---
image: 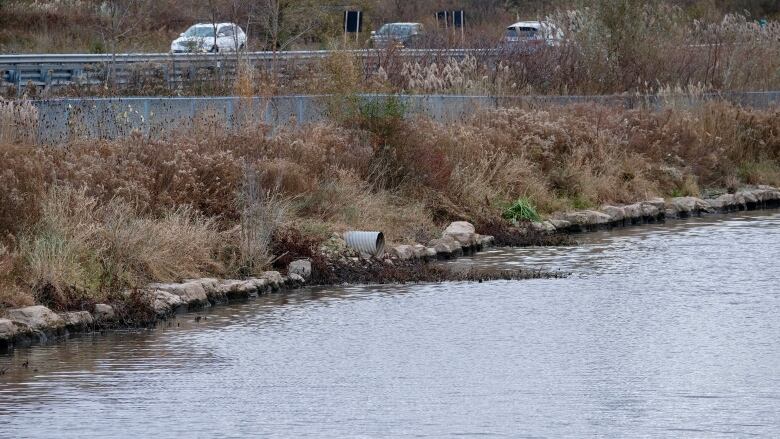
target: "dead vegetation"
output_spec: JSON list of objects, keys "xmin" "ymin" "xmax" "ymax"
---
[{"xmin": 1, "ymin": 101, "xmax": 779, "ymax": 310}]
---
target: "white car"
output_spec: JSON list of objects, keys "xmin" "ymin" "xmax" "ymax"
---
[
  {"xmin": 171, "ymin": 23, "xmax": 247, "ymax": 53},
  {"xmin": 503, "ymin": 21, "xmax": 563, "ymax": 48}
]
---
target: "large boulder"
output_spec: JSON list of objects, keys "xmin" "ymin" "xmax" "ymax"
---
[
  {"xmin": 479, "ymin": 235, "xmax": 495, "ymax": 247},
  {"xmin": 530, "ymin": 221, "xmax": 556, "ymax": 233},
  {"xmin": 146, "ymin": 290, "xmax": 184, "ymax": 317},
  {"xmin": 285, "ymin": 273, "xmax": 305, "ymax": 288},
  {"xmin": 560, "ymin": 210, "xmax": 612, "ymax": 227},
  {"xmin": 645, "ymin": 197, "xmax": 666, "ymax": 211},
  {"xmin": 666, "ymin": 197, "xmax": 712, "ymax": 217},
  {"xmin": 5, "ymin": 306, "xmax": 65, "ymax": 332},
  {"xmin": 288, "ymin": 259, "xmax": 312, "ymax": 281},
  {"xmin": 390, "ymin": 245, "xmax": 416, "ymax": 261},
  {"xmin": 412, "ymin": 244, "xmax": 428, "ymax": 259},
  {"xmin": 600, "ymin": 205, "xmax": 626, "ymax": 223},
  {"xmin": 639, "ymin": 202, "xmax": 661, "ymax": 219},
  {"xmin": 149, "ymin": 281, "xmax": 210, "ymax": 308},
  {"xmin": 623, "ymin": 203, "xmax": 643, "ymax": 222},
  {"xmin": 548, "ymin": 219, "xmax": 572, "ymax": 231},
  {"xmin": 60, "ymin": 311, "xmax": 94, "ymax": 331},
  {"xmin": 0, "ymin": 319, "xmax": 17, "ymax": 343},
  {"xmin": 443, "ymin": 221, "xmax": 479, "ymax": 246},
  {"xmin": 428, "ymin": 235, "xmax": 462, "ymax": 258},
  {"xmin": 262, "ymin": 271, "xmax": 284, "ymax": 291},
  {"xmin": 93, "ymin": 304, "xmax": 115, "ymax": 321},
  {"xmin": 708, "ymin": 193, "xmax": 737, "ymax": 212}
]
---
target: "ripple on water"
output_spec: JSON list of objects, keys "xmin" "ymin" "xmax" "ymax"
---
[{"xmin": 1, "ymin": 211, "xmax": 779, "ymax": 438}]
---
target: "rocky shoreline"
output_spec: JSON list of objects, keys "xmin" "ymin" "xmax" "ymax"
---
[{"xmin": 2, "ymin": 186, "xmax": 779, "ymax": 352}]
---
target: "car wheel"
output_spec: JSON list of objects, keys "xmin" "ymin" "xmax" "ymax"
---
[{"xmin": 210, "ymin": 45, "xmax": 219, "ymax": 53}]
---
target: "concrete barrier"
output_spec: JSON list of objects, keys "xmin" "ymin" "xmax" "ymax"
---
[{"xmin": 28, "ymin": 92, "xmax": 780, "ymax": 144}]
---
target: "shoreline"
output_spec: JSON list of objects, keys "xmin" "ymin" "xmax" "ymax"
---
[{"xmin": 2, "ymin": 186, "xmax": 779, "ymax": 353}]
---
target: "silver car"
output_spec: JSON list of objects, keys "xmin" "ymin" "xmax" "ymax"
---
[
  {"xmin": 171, "ymin": 23, "xmax": 247, "ymax": 53},
  {"xmin": 370, "ymin": 23, "xmax": 424, "ymax": 48}
]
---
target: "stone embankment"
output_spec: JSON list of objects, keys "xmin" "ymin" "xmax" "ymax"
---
[
  {"xmin": 536, "ymin": 186, "xmax": 780, "ymax": 234},
  {"xmin": 2, "ymin": 186, "xmax": 779, "ymax": 351},
  {"xmin": 0, "ymin": 222, "xmax": 494, "ymax": 351}
]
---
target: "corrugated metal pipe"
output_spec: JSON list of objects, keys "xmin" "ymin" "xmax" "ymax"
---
[{"xmin": 344, "ymin": 231, "xmax": 385, "ymax": 257}]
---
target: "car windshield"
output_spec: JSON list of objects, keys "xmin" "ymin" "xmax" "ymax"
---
[
  {"xmin": 378, "ymin": 24, "xmax": 414, "ymax": 36},
  {"xmin": 184, "ymin": 26, "xmax": 215, "ymax": 38}
]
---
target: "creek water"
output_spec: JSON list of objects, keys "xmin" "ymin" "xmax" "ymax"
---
[{"xmin": 1, "ymin": 211, "xmax": 779, "ymax": 438}]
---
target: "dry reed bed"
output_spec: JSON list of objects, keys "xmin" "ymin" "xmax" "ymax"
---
[{"xmin": 1, "ymin": 102, "xmax": 779, "ymax": 311}]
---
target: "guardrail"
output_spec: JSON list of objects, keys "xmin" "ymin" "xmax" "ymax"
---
[{"xmin": 0, "ymin": 49, "xmax": 485, "ymax": 92}]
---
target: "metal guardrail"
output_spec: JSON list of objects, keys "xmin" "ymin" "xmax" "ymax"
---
[{"xmin": 0, "ymin": 49, "xmax": 484, "ymax": 91}]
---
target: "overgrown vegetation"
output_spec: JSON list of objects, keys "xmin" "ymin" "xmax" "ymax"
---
[{"xmin": 1, "ymin": 100, "xmax": 779, "ymax": 310}]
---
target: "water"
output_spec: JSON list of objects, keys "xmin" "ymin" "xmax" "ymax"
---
[{"xmin": 2, "ymin": 211, "xmax": 779, "ymax": 438}]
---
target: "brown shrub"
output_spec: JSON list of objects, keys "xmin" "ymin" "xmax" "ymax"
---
[{"xmin": 0, "ymin": 143, "xmax": 46, "ymax": 237}]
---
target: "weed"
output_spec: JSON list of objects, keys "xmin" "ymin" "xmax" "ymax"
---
[{"xmin": 503, "ymin": 197, "xmax": 542, "ymax": 223}]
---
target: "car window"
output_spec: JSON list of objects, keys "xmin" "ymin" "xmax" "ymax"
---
[
  {"xmin": 184, "ymin": 26, "xmax": 215, "ymax": 37},
  {"xmin": 515, "ymin": 27, "xmax": 540, "ymax": 38},
  {"xmin": 219, "ymin": 26, "xmax": 234, "ymax": 37}
]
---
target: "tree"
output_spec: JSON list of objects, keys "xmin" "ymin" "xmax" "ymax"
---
[{"xmin": 94, "ymin": 0, "xmax": 154, "ymax": 83}]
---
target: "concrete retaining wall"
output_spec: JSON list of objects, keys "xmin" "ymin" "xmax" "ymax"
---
[{"xmin": 29, "ymin": 92, "xmax": 780, "ymax": 144}]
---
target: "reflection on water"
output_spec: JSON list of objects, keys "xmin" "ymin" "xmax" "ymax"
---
[{"xmin": 2, "ymin": 211, "xmax": 780, "ymax": 438}]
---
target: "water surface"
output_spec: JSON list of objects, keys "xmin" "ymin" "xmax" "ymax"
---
[{"xmin": 2, "ymin": 211, "xmax": 779, "ymax": 438}]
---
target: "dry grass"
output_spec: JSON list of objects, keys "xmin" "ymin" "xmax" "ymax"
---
[
  {"xmin": 0, "ymin": 99, "xmax": 38, "ymax": 144},
  {"xmin": 1, "ymin": 101, "xmax": 779, "ymax": 310},
  {"xmin": 10, "ymin": 186, "xmax": 223, "ymax": 310}
]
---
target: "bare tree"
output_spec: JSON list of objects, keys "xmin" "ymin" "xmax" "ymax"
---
[{"xmin": 95, "ymin": 0, "xmax": 154, "ymax": 84}]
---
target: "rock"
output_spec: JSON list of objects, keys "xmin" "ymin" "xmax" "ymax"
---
[
  {"xmin": 479, "ymin": 235, "xmax": 495, "ymax": 247},
  {"xmin": 390, "ymin": 245, "xmax": 416, "ymax": 260},
  {"xmin": 623, "ymin": 203, "xmax": 643, "ymax": 221},
  {"xmin": 424, "ymin": 247, "xmax": 438, "ymax": 258},
  {"xmin": 708, "ymin": 193, "xmax": 737, "ymax": 211},
  {"xmin": 736, "ymin": 190, "xmax": 758, "ymax": 205},
  {"xmin": 412, "ymin": 244, "xmax": 428, "ymax": 259},
  {"xmin": 667, "ymin": 197, "xmax": 712, "ymax": 217},
  {"xmin": 60, "ymin": 311, "xmax": 93, "ymax": 331},
  {"xmin": 561, "ymin": 210, "xmax": 612, "ymax": 226},
  {"xmin": 148, "ymin": 290, "xmax": 184, "ymax": 317},
  {"xmin": 93, "ymin": 304, "xmax": 115, "ymax": 321},
  {"xmin": 645, "ymin": 197, "xmax": 666, "ymax": 211},
  {"xmin": 5, "ymin": 306, "xmax": 65, "ymax": 332},
  {"xmin": 186, "ymin": 278, "xmax": 220, "ymax": 296},
  {"xmin": 262, "ymin": 271, "xmax": 284, "ymax": 291},
  {"xmin": 639, "ymin": 202, "xmax": 660, "ymax": 218},
  {"xmin": 443, "ymin": 221, "xmax": 479, "ymax": 246},
  {"xmin": 149, "ymin": 281, "xmax": 210, "ymax": 308},
  {"xmin": 530, "ymin": 221, "xmax": 556, "ymax": 233},
  {"xmin": 548, "ymin": 219, "xmax": 571, "ymax": 230},
  {"xmin": 600, "ymin": 205, "xmax": 626, "ymax": 222},
  {"xmin": 443, "ymin": 221, "xmax": 476, "ymax": 235},
  {"xmin": 288, "ymin": 260, "xmax": 312, "ymax": 280},
  {"xmin": 246, "ymin": 278, "xmax": 270, "ymax": 293},
  {"xmin": 286, "ymin": 273, "xmax": 305, "ymax": 288},
  {"xmin": 0, "ymin": 319, "xmax": 17, "ymax": 343},
  {"xmin": 428, "ymin": 235, "xmax": 462, "ymax": 258}
]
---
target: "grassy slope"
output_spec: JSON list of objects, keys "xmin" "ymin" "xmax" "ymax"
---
[{"xmin": 1, "ymin": 101, "xmax": 779, "ymax": 310}]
